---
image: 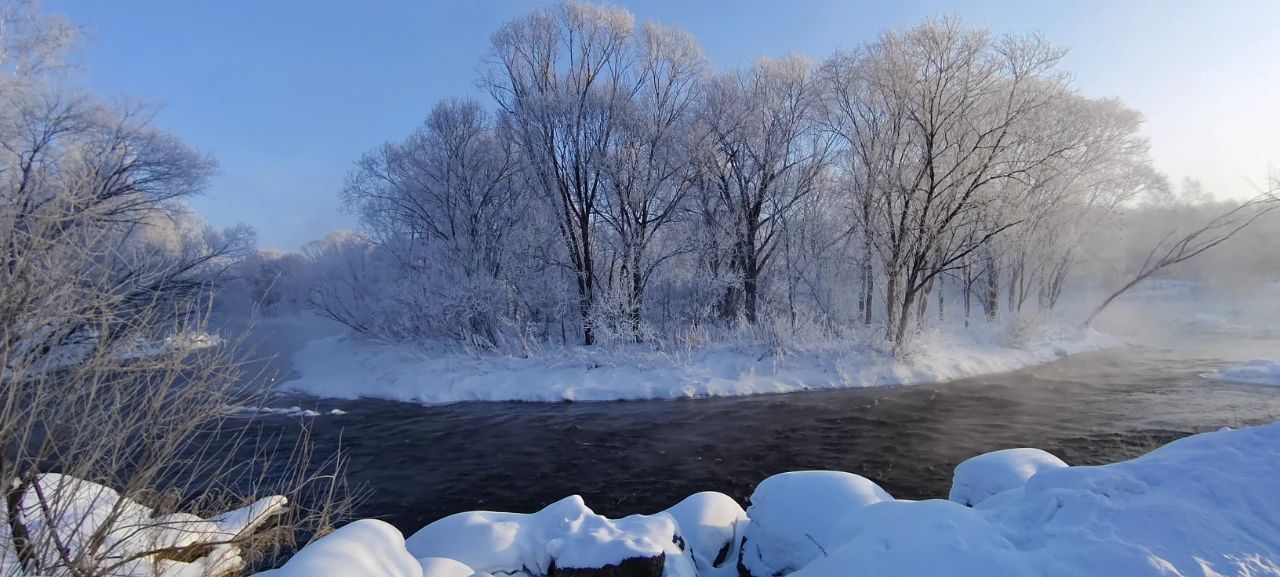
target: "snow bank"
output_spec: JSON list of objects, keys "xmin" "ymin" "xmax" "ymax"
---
[
  {"xmin": 947, "ymin": 448, "xmax": 1068, "ymax": 507},
  {"xmin": 1202, "ymin": 359, "xmax": 1280, "ymax": 386},
  {"xmin": 252, "ymin": 422, "xmax": 1280, "ymax": 577},
  {"xmin": 254, "ymin": 519, "xmax": 422, "ymax": 577},
  {"xmin": 794, "ymin": 423, "xmax": 1280, "ymax": 577},
  {"xmin": 739, "ymin": 471, "xmax": 893, "ymax": 577},
  {"xmin": 284, "ymin": 327, "xmax": 1111, "ymax": 405}
]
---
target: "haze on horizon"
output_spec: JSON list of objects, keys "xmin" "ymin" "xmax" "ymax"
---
[{"xmin": 49, "ymin": 0, "xmax": 1280, "ymax": 250}]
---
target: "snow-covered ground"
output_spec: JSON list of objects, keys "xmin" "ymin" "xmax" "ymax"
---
[
  {"xmin": 1202, "ymin": 360, "xmax": 1280, "ymax": 386},
  {"xmin": 250, "ymin": 422, "xmax": 1280, "ymax": 577},
  {"xmin": 282, "ymin": 326, "xmax": 1114, "ymax": 405}
]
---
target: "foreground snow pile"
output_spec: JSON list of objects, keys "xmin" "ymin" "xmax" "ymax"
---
[
  {"xmin": 1202, "ymin": 360, "xmax": 1280, "ymax": 386},
  {"xmin": 947, "ymin": 448, "xmax": 1068, "ymax": 507},
  {"xmin": 1, "ymin": 474, "xmax": 285, "ymax": 577},
  {"xmin": 794, "ymin": 424, "xmax": 1280, "ymax": 577},
  {"xmin": 254, "ymin": 519, "xmax": 422, "ymax": 577},
  {"xmin": 403, "ymin": 493, "xmax": 748, "ymax": 577},
  {"xmin": 252, "ymin": 422, "xmax": 1280, "ymax": 577},
  {"xmin": 739, "ymin": 472, "xmax": 892, "ymax": 576},
  {"xmin": 285, "ymin": 327, "xmax": 1111, "ymax": 404}
]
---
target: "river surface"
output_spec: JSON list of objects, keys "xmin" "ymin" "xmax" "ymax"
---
[{"xmin": 238, "ymin": 305, "xmax": 1280, "ymax": 535}]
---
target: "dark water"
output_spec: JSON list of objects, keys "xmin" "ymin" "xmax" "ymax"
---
[{"xmin": 240, "ymin": 311, "xmax": 1280, "ymax": 535}]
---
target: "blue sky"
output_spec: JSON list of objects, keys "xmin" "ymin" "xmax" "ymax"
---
[{"xmin": 47, "ymin": 1, "xmax": 1280, "ymax": 250}]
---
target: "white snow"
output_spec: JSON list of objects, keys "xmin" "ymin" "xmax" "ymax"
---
[
  {"xmin": 1, "ymin": 474, "xmax": 287, "ymax": 577},
  {"xmin": 664, "ymin": 492, "xmax": 748, "ymax": 577},
  {"xmin": 947, "ymin": 448, "xmax": 1068, "ymax": 507},
  {"xmin": 284, "ymin": 327, "xmax": 1112, "ymax": 405},
  {"xmin": 228, "ymin": 405, "xmax": 337, "ymax": 417},
  {"xmin": 254, "ymin": 519, "xmax": 423, "ymax": 577},
  {"xmin": 404, "ymin": 495, "xmax": 692, "ymax": 576},
  {"xmin": 793, "ymin": 422, "xmax": 1280, "ymax": 577},
  {"xmin": 252, "ymin": 422, "xmax": 1280, "ymax": 577},
  {"xmin": 417, "ymin": 556, "xmax": 476, "ymax": 577},
  {"xmin": 1202, "ymin": 359, "xmax": 1280, "ymax": 386},
  {"xmin": 739, "ymin": 471, "xmax": 894, "ymax": 576}
]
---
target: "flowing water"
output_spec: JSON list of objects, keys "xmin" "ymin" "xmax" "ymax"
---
[{"xmin": 236, "ymin": 304, "xmax": 1280, "ymax": 534}]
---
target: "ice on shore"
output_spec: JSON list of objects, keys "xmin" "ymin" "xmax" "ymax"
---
[{"xmin": 1202, "ymin": 359, "xmax": 1280, "ymax": 386}]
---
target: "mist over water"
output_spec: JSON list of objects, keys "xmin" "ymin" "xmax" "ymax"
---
[{"xmin": 233, "ymin": 292, "xmax": 1280, "ymax": 533}]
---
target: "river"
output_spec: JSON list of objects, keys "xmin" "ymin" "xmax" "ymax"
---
[{"xmin": 237, "ymin": 303, "xmax": 1280, "ymax": 534}]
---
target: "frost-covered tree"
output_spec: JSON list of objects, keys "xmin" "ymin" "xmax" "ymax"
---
[
  {"xmin": 483, "ymin": 2, "xmax": 638, "ymax": 345},
  {"xmin": 594, "ymin": 23, "xmax": 707, "ymax": 341},
  {"xmin": 693, "ymin": 55, "xmax": 833, "ymax": 324},
  {"xmin": 343, "ymin": 98, "xmax": 531, "ymax": 347},
  {"xmin": 821, "ymin": 19, "xmax": 1080, "ymax": 349}
]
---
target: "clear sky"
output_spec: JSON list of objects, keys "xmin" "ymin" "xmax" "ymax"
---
[{"xmin": 47, "ymin": 0, "xmax": 1280, "ymax": 250}]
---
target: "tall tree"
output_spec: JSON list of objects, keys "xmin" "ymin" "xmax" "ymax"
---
[
  {"xmin": 484, "ymin": 2, "xmax": 638, "ymax": 345},
  {"xmin": 695, "ymin": 55, "xmax": 831, "ymax": 324}
]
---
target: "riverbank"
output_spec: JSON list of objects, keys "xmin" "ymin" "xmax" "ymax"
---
[
  {"xmin": 256, "ymin": 421, "xmax": 1280, "ymax": 577},
  {"xmin": 281, "ymin": 323, "xmax": 1114, "ymax": 404}
]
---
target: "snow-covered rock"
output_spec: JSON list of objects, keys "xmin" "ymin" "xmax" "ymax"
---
[
  {"xmin": 948, "ymin": 447, "xmax": 1068, "ymax": 507},
  {"xmin": 739, "ymin": 471, "xmax": 893, "ymax": 577},
  {"xmin": 404, "ymin": 495, "xmax": 691, "ymax": 577},
  {"xmin": 1202, "ymin": 359, "xmax": 1280, "ymax": 386},
  {"xmin": 255, "ymin": 519, "xmax": 422, "ymax": 577},
  {"xmin": 663, "ymin": 492, "xmax": 747, "ymax": 576}
]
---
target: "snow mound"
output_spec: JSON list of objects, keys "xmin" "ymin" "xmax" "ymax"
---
[
  {"xmin": 794, "ymin": 423, "xmax": 1280, "ymax": 577},
  {"xmin": 1202, "ymin": 359, "xmax": 1280, "ymax": 386},
  {"xmin": 255, "ymin": 519, "xmax": 422, "ymax": 577},
  {"xmin": 948, "ymin": 447, "xmax": 1068, "ymax": 507},
  {"xmin": 417, "ymin": 556, "xmax": 476, "ymax": 577},
  {"xmin": 404, "ymin": 495, "xmax": 692, "ymax": 576},
  {"xmin": 285, "ymin": 328, "xmax": 1111, "ymax": 405},
  {"xmin": 740, "ymin": 471, "xmax": 893, "ymax": 577},
  {"xmin": 663, "ymin": 492, "xmax": 747, "ymax": 576}
]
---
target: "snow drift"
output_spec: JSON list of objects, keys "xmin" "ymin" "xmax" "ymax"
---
[{"xmin": 248, "ymin": 422, "xmax": 1280, "ymax": 577}]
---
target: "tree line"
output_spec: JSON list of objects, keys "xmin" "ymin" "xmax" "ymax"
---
[{"xmin": 299, "ymin": 4, "xmax": 1169, "ymax": 354}]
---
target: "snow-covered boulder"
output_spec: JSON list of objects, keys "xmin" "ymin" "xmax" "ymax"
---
[
  {"xmin": 404, "ymin": 495, "xmax": 691, "ymax": 577},
  {"xmin": 255, "ymin": 519, "xmax": 422, "ymax": 577},
  {"xmin": 418, "ymin": 556, "xmax": 476, "ymax": 577},
  {"xmin": 948, "ymin": 447, "xmax": 1068, "ymax": 507},
  {"xmin": 739, "ymin": 471, "xmax": 893, "ymax": 577},
  {"xmin": 662, "ymin": 492, "xmax": 747, "ymax": 576}
]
